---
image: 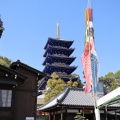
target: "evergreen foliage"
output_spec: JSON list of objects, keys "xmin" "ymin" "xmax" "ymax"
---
[
  {"xmin": 99, "ymin": 71, "xmax": 120, "ymax": 94},
  {"xmin": 70, "ymin": 74, "xmax": 83, "ymax": 88},
  {"xmin": 0, "ymin": 56, "xmax": 12, "ymax": 67},
  {"xmin": 44, "ymin": 72, "xmax": 65, "ymax": 103},
  {"xmin": 72, "ymin": 81, "xmax": 78, "ymax": 87},
  {"xmin": 67, "ymin": 79, "xmax": 73, "ymax": 87},
  {"xmin": 44, "ymin": 72, "xmax": 83, "ymax": 103}
]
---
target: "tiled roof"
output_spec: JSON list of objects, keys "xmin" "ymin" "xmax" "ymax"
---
[
  {"xmin": 39, "ymin": 88, "xmax": 120, "ymax": 111},
  {"xmin": 61, "ymin": 88, "xmax": 94, "ymax": 106},
  {"xmin": 40, "ymin": 91, "xmax": 65, "ymax": 110}
]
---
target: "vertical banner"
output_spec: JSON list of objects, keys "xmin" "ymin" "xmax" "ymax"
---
[
  {"xmin": 82, "ymin": 8, "xmax": 99, "ymax": 93},
  {"xmin": 81, "ymin": 7, "xmax": 100, "ymax": 120}
]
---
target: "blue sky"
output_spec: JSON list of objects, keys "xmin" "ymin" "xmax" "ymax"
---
[{"xmin": 0, "ymin": 0, "xmax": 120, "ymax": 82}]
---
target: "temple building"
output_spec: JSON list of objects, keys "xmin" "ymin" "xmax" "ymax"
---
[
  {"xmin": 39, "ymin": 22, "xmax": 78, "ymax": 90},
  {"xmin": 39, "ymin": 88, "xmax": 120, "ymax": 120},
  {"xmin": 0, "ymin": 60, "xmax": 45, "ymax": 120}
]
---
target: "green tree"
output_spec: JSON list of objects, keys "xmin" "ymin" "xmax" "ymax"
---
[
  {"xmin": 99, "ymin": 71, "xmax": 120, "ymax": 94},
  {"xmin": 44, "ymin": 73, "xmax": 84, "ymax": 103},
  {"xmin": 0, "ymin": 56, "xmax": 12, "ymax": 67},
  {"xmin": 70, "ymin": 74, "xmax": 83, "ymax": 88},
  {"xmin": 44, "ymin": 72, "xmax": 65, "ymax": 103},
  {"xmin": 66, "ymin": 80, "xmax": 78, "ymax": 88},
  {"xmin": 67, "ymin": 79, "xmax": 73, "ymax": 87},
  {"xmin": 74, "ymin": 113, "xmax": 88, "ymax": 120},
  {"xmin": 72, "ymin": 81, "xmax": 78, "ymax": 87}
]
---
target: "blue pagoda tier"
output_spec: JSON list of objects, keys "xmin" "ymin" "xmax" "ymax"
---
[
  {"xmin": 39, "ymin": 37, "xmax": 78, "ymax": 90},
  {"xmin": 39, "ymin": 22, "xmax": 79, "ymax": 90}
]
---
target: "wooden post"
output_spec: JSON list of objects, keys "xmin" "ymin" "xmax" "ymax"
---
[
  {"xmin": 115, "ymin": 110, "xmax": 117, "ymax": 120},
  {"xmin": 61, "ymin": 108, "xmax": 63, "ymax": 120},
  {"xmin": 53, "ymin": 112, "xmax": 55, "ymax": 120},
  {"xmin": 93, "ymin": 109, "xmax": 95, "ymax": 120},
  {"xmin": 49, "ymin": 112, "xmax": 51, "ymax": 120},
  {"xmin": 65, "ymin": 108, "xmax": 67, "ymax": 120},
  {"xmin": 82, "ymin": 108, "xmax": 84, "ymax": 117},
  {"xmin": 105, "ymin": 106, "xmax": 107, "ymax": 120}
]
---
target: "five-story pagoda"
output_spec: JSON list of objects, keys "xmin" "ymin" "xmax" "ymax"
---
[{"xmin": 39, "ymin": 22, "xmax": 78, "ymax": 89}]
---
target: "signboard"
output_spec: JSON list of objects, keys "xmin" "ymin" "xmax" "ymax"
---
[
  {"xmin": 26, "ymin": 117, "xmax": 34, "ymax": 120},
  {"xmin": 84, "ymin": 109, "xmax": 91, "ymax": 114}
]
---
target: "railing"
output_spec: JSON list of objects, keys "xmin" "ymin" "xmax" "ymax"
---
[
  {"xmin": 56, "ymin": 72, "xmax": 67, "ymax": 76},
  {"xmin": 47, "ymin": 45, "xmax": 67, "ymax": 49},
  {"xmin": 52, "ymin": 62, "xmax": 69, "ymax": 66},
  {"xmin": 51, "ymin": 54, "xmax": 68, "ymax": 57},
  {"xmin": 46, "ymin": 62, "xmax": 69, "ymax": 66}
]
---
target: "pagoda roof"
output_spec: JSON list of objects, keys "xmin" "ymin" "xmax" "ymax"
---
[
  {"xmin": 43, "ymin": 64, "xmax": 77, "ymax": 75},
  {"xmin": 44, "ymin": 37, "xmax": 74, "ymax": 49},
  {"xmin": 43, "ymin": 46, "xmax": 75, "ymax": 57},
  {"xmin": 42, "ymin": 55, "xmax": 76, "ymax": 65}
]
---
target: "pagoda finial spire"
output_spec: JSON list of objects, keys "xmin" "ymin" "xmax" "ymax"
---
[
  {"xmin": 56, "ymin": 21, "xmax": 60, "ymax": 40},
  {"xmin": 87, "ymin": 0, "xmax": 91, "ymax": 8}
]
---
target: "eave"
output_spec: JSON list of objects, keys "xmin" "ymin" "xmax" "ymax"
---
[
  {"xmin": 43, "ymin": 64, "xmax": 77, "ymax": 74},
  {"xmin": 0, "ymin": 65, "xmax": 27, "ymax": 85},
  {"xmin": 97, "ymin": 87, "xmax": 120, "ymax": 109},
  {"xmin": 0, "ymin": 64, "xmax": 27, "ymax": 80},
  {"xmin": 44, "ymin": 37, "xmax": 74, "ymax": 49},
  {"xmin": 11, "ymin": 60, "xmax": 46, "ymax": 80},
  {"xmin": 42, "ymin": 55, "xmax": 76, "ymax": 65},
  {"xmin": 39, "ymin": 88, "xmax": 120, "ymax": 112},
  {"xmin": 43, "ymin": 46, "xmax": 75, "ymax": 57}
]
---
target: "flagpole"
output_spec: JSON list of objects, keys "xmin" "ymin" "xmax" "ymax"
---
[{"xmin": 87, "ymin": 0, "xmax": 100, "ymax": 120}]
